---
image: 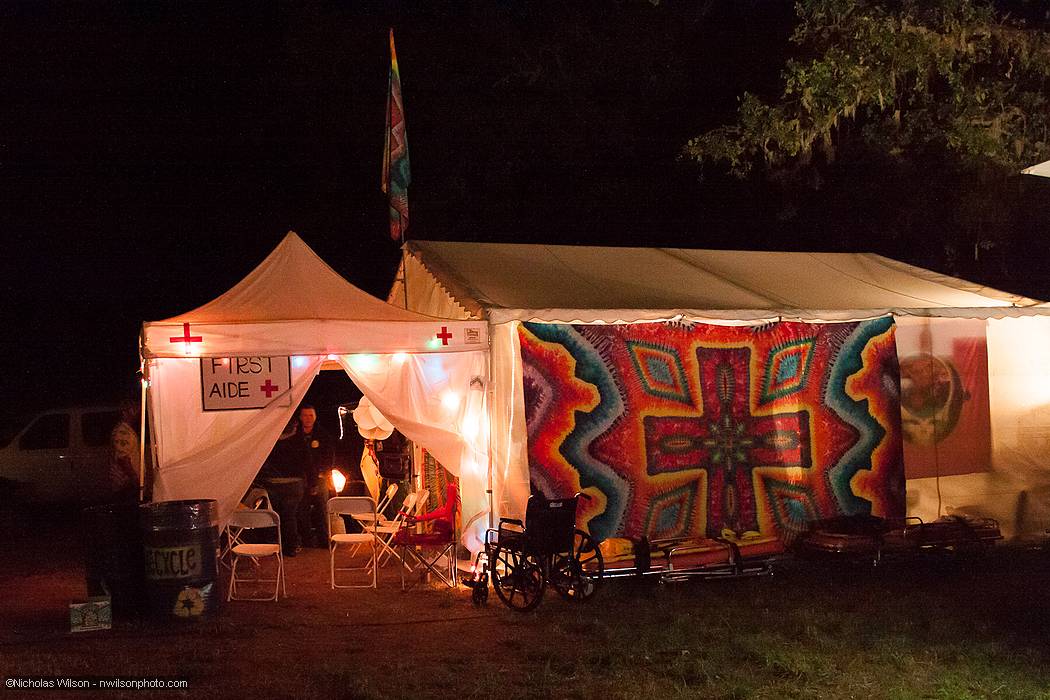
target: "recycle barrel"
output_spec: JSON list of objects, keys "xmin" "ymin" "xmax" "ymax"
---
[
  {"xmin": 82, "ymin": 502, "xmax": 146, "ymax": 618},
  {"xmin": 140, "ymin": 499, "xmax": 222, "ymax": 620}
]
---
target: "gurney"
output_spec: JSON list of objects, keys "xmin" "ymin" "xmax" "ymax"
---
[
  {"xmin": 795, "ymin": 514, "xmax": 1002, "ymax": 564},
  {"xmin": 599, "ymin": 533, "xmax": 785, "ymax": 582},
  {"xmin": 907, "ymin": 514, "xmax": 1003, "ymax": 550}
]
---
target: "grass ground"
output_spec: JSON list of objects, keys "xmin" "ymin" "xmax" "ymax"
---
[{"xmin": 2, "ymin": 505, "xmax": 1049, "ymax": 699}]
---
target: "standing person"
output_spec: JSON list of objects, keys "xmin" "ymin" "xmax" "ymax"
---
[
  {"xmin": 107, "ymin": 403, "xmax": 141, "ymax": 504},
  {"xmin": 256, "ymin": 419, "xmax": 304, "ymax": 557},
  {"xmin": 293, "ymin": 405, "xmax": 335, "ymax": 548}
]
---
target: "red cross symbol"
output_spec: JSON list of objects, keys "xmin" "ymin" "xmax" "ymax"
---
[
  {"xmin": 169, "ymin": 323, "xmax": 202, "ymax": 347},
  {"xmin": 436, "ymin": 326, "xmax": 453, "ymax": 346},
  {"xmin": 260, "ymin": 380, "xmax": 280, "ymax": 398}
]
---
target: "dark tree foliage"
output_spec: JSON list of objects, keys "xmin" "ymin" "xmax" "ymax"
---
[
  {"xmin": 686, "ymin": 0, "xmax": 1050, "ymax": 176},
  {"xmin": 683, "ymin": 0, "xmax": 1050, "ymax": 294}
]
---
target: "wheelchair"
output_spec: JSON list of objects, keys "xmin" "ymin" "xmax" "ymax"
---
[{"xmin": 474, "ymin": 493, "xmax": 604, "ymax": 612}]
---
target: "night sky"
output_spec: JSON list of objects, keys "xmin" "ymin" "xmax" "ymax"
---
[{"xmin": 3, "ymin": 1, "xmax": 1049, "ymax": 426}]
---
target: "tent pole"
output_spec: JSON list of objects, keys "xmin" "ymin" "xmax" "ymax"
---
[
  {"xmin": 485, "ymin": 322, "xmax": 495, "ymax": 532},
  {"xmin": 138, "ymin": 358, "xmax": 147, "ymax": 503},
  {"xmin": 399, "ymin": 244, "xmax": 410, "ymax": 311}
]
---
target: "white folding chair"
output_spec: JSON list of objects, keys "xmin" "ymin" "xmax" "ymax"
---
[
  {"xmin": 351, "ymin": 483, "xmax": 398, "ymax": 527},
  {"xmin": 243, "ymin": 486, "xmax": 272, "ymax": 510},
  {"xmin": 225, "ymin": 509, "xmax": 285, "ymax": 602},
  {"xmin": 374, "ymin": 491, "xmax": 426, "ymax": 569},
  {"xmin": 347, "ymin": 491, "xmax": 415, "ymax": 559},
  {"xmin": 221, "ymin": 487, "xmax": 274, "ymax": 569},
  {"xmin": 328, "ymin": 497, "xmax": 377, "ymax": 589}
]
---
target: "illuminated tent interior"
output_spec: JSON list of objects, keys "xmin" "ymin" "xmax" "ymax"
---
[
  {"xmin": 390, "ymin": 241, "xmax": 1050, "ymax": 541},
  {"xmin": 140, "ymin": 233, "xmax": 493, "ymax": 550}
]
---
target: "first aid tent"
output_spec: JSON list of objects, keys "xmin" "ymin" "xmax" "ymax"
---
[
  {"xmin": 389, "ymin": 241, "xmax": 1050, "ymax": 540},
  {"xmin": 140, "ymin": 232, "xmax": 492, "ymax": 549}
]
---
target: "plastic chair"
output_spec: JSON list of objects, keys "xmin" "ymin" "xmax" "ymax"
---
[
  {"xmin": 328, "ymin": 496, "xmax": 377, "ymax": 589},
  {"xmin": 225, "ymin": 509, "xmax": 285, "ymax": 602}
]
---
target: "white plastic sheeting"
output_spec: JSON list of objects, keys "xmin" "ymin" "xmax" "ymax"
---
[
  {"xmin": 150, "ymin": 355, "xmax": 324, "ymax": 522},
  {"xmin": 338, "ymin": 351, "xmax": 491, "ymax": 551}
]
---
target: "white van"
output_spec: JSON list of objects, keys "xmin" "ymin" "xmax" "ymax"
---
[{"xmin": 0, "ymin": 406, "xmax": 123, "ymax": 503}]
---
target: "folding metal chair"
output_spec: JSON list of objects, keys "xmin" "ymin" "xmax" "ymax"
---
[
  {"xmin": 350, "ymin": 483, "xmax": 398, "ymax": 528},
  {"xmin": 243, "ymin": 486, "xmax": 272, "ymax": 510},
  {"xmin": 327, "ymin": 496, "xmax": 377, "ymax": 589},
  {"xmin": 220, "ymin": 488, "xmax": 274, "ymax": 570},
  {"xmin": 225, "ymin": 509, "xmax": 286, "ymax": 602},
  {"xmin": 373, "ymin": 491, "xmax": 422, "ymax": 569}
]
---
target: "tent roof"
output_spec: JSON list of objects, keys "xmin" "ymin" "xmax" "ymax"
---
[
  {"xmin": 1022, "ymin": 160, "xmax": 1050, "ymax": 178},
  {"xmin": 400, "ymin": 241, "xmax": 1050, "ymax": 323},
  {"xmin": 142, "ymin": 233, "xmax": 489, "ymax": 359},
  {"xmin": 161, "ymin": 231, "xmax": 432, "ymax": 324}
]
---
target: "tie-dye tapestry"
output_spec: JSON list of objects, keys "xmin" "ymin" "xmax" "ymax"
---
[{"xmin": 519, "ymin": 319, "xmax": 904, "ymax": 546}]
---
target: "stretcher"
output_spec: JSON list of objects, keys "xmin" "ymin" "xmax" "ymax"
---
[
  {"xmin": 794, "ymin": 514, "xmax": 1002, "ymax": 564},
  {"xmin": 599, "ymin": 533, "xmax": 785, "ymax": 582}
]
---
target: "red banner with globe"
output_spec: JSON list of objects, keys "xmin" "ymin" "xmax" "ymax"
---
[{"xmin": 894, "ymin": 317, "xmax": 991, "ymax": 479}]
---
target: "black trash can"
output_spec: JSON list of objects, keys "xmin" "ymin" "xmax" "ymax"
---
[
  {"xmin": 82, "ymin": 502, "xmax": 146, "ymax": 618},
  {"xmin": 140, "ymin": 499, "xmax": 222, "ymax": 620}
]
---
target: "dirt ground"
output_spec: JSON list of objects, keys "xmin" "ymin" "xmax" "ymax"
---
[
  {"xmin": 4, "ymin": 506, "xmax": 1050, "ymax": 700},
  {"xmin": 0, "ymin": 505, "xmax": 629, "ymax": 699}
]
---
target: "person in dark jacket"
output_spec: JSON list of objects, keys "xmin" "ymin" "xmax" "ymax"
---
[
  {"xmin": 256, "ymin": 419, "xmax": 304, "ymax": 556},
  {"xmin": 291, "ymin": 405, "xmax": 335, "ymax": 547}
]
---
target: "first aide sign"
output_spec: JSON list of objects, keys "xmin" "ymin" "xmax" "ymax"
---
[{"xmin": 200, "ymin": 357, "xmax": 291, "ymax": 411}]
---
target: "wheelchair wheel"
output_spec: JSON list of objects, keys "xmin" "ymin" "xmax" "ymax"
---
[
  {"xmin": 551, "ymin": 530, "xmax": 604, "ymax": 602},
  {"xmin": 490, "ymin": 545, "xmax": 545, "ymax": 612}
]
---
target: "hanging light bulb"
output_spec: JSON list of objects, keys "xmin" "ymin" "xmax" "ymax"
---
[{"xmin": 441, "ymin": 391, "xmax": 461, "ymax": 411}]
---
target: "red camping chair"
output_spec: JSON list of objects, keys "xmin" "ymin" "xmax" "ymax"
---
[{"xmin": 395, "ymin": 482, "xmax": 459, "ymax": 589}]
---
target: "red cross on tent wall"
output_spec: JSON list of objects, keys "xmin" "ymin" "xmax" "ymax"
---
[
  {"xmin": 169, "ymin": 323, "xmax": 202, "ymax": 348},
  {"xmin": 260, "ymin": 380, "xmax": 280, "ymax": 398},
  {"xmin": 436, "ymin": 326, "xmax": 453, "ymax": 345}
]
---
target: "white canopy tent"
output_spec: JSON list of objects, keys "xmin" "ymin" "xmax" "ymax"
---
[
  {"xmin": 390, "ymin": 241, "xmax": 1050, "ymax": 539},
  {"xmin": 141, "ymin": 233, "xmax": 493, "ymax": 550}
]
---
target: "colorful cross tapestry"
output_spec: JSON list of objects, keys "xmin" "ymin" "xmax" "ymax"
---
[{"xmin": 519, "ymin": 318, "xmax": 904, "ymax": 546}]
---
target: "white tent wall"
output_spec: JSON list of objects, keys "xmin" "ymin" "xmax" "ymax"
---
[
  {"xmin": 337, "ymin": 350, "xmax": 491, "ymax": 551},
  {"xmin": 148, "ymin": 355, "xmax": 325, "ymax": 521},
  {"xmin": 489, "ymin": 322, "xmax": 532, "ymax": 529},
  {"xmin": 903, "ymin": 316, "xmax": 1050, "ymax": 537},
  {"xmin": 148, "ymin": 351, "xmax": 492, "ymax": 547}
]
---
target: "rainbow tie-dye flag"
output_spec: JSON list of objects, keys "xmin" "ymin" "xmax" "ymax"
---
[{"xmin": 382, "ymin": 28, "xmax": 410, "ymax": 241}]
